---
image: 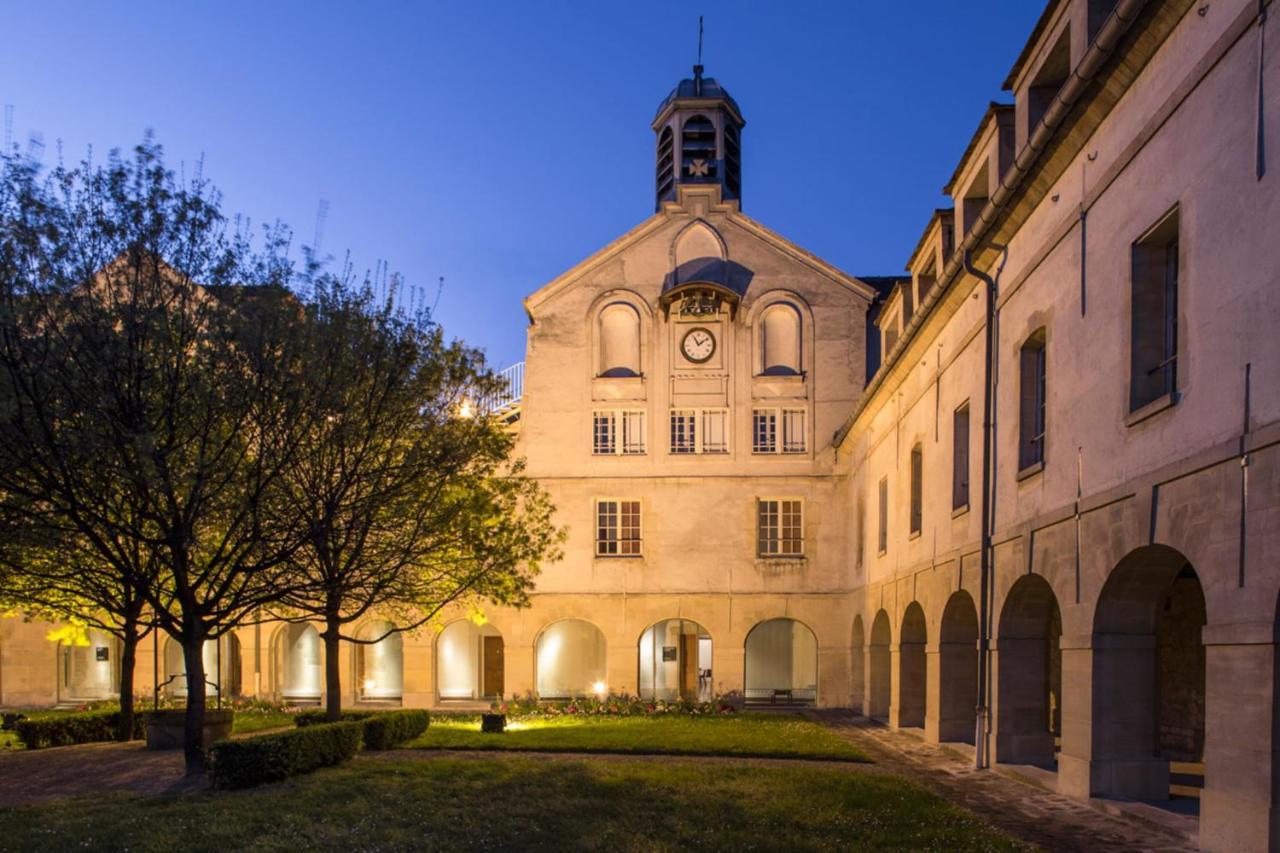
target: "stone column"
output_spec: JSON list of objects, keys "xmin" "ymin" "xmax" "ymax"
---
[
  {"xmin": 924, "ymin": 643, "xmax": 942, "ymax": 741},
  {"xmin": 888, "ymin": 645, "xmax": 904, "ymax": 727},
  {"xmin": 1200, "ymin": 621, "xmax": 1277, "ymax": 853},
  {"xmin": 1057, "ymin": 632, "xmax": 1168, "ymax": 800},
  {"xmin": 401, "ymin": 637, "xmax": 433, "ymax": 709},
  {"xmin": 992, "ymin": 637, "xmax": 1055, "ymax": 767}
]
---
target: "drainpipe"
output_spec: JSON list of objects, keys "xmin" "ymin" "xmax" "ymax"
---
[{"xmin": 965, "ymin": 246, "xmax": 1005, "ymax": 770}]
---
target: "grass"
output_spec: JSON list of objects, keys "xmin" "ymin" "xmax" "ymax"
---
[
  {"xmin": 0, "ymin": 755, "xmax": 1027, "ymax": 851},
  {"xmin": 410, "ymin": 713, "xmax": 867, "ymax": 761}
]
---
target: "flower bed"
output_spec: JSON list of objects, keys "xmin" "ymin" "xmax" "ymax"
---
[{"xmin": 491, "ymin": 693, "xmax": 742, "ymax": 719}]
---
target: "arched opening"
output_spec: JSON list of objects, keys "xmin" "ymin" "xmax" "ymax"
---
[
  {"xmin": 996, "ymin": 574, "xmax": 1062, "ymax": 768},
  {"xmin": 760, "ymin": 303, "xmax": 801, "ymax": 376},
  {"xmin": 162, "ymin": 636, "xmax": 238, "ymax": 699},
  {"xmin": 850, "ymin": 615, "xmax": 866, "ymax": 715},
  {"xmin": 354, "ymin": 621, "xmax": 403, "ymax": 703},
  {"xmin": 536, "ymin": 619, "xmax": 607, "ymax": 699},
  {"xmin": 598, "ymin": 303, "xmax": 641, "ymax": 378},
  {"xmin": 897, "ymin": 603, "xmax": 927, "ymax": 729},
  {"xmin": 274, "ymin": 623, "xmax": 323, "ymax": 704},
  {"xmin": 638, "ymin": 619, "xmax": 711, "ymax": 701},
  {"xmin": 868, "ymin": 610, "xmax": 891, "ymax": 721},
  {"xmin": 938, "ymin": 591, "xmax": 979, "ymax": 743},
  {"xmin": 59, "ymin": 629, "xmax": 120, "ymax": 702},
  {"xmin": 680, "ymin": 114, "xmax": 716, "ymax": 180},
  {"xmin": 437, "ymin": 619, "xmax": 504, "ymax": 701},
  {"xmin": 744, "ymin": 618, "xmax": 817, "ymax": 706},
  {"xmin": 1091, "ymin": 545, "xmax": 1205, "ymax": 800}
]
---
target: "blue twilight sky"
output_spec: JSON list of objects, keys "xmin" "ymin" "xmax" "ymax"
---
[{"xmin": 1, "ymin": 2, "xmax": 1043, "ymax": 370}]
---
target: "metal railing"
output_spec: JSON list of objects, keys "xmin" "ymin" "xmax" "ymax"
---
[{"xmin": 478, "ymin": 361, "xmax": 524, "ymax": 415}]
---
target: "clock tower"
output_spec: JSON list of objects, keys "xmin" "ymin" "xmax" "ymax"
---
[{"xmin": 652, "ymin": 65, "xmax": 744, "ymax": 211}]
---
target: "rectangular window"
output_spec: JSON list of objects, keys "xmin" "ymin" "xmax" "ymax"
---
[
  {"xmin": 1130, "ymin": 207, "xmax": 1179, "ymax": 412},
  {"xmin": 701, "ymin": 410, "xmax": 729, "ymax": 454},
  {"xmin": 782, "ymin": 409, "xmax": 807, "ymax": 454},
  {"xmin": 855, "ymin": 494, "xmax": 865, "ymax": 569},
  {"xmin": 669, "ymin": 410, "xmax": 697, "ymax": 454},
  {"xmin": 593, "ymin": 411, "xmax": 645, "ymax": 455},
  {"xmin": 877, "ymin": 476, "xmax": 888, "ymax": 554},
  {"xmin": 757, "ymin": 499, "xmax": 803, "ymax": 557},
  {"xmin": 909, "ymin": 444, "xmax": 923, "ymax": 536},
  {"xmin": 952, "ymin": 404, "xmax": 970, "ymax": 511},
  {"xmin": 596, "ymin": 499, "xmax": 641, "ymax": 556},
  {"xmin": 1019, "ymin": 333, "xmax": 1047, "ymax": 471},
  {"xmin": 752, "ymin": 410, "xmax": 777, "ymax": 453}
]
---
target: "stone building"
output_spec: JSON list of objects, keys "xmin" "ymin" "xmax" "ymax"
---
[{"xmin": 0, "ymin": 0, "xmax": 1276, "ymax": 847}]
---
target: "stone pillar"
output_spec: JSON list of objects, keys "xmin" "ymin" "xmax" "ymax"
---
[
  {"xmin": 992, "ymin": 637, "xmax": 1055, "ymax": 766},
  {"xmin": 506, "ymin": 640, "xmax": 535, "ymax": 700},
  {"xmin": 1200, "ymin": 621, "xmax": 1277, "ymax": 853},
  {"xmin": 401, "ymin": 637, "xmax": 432, "ymax": 709},
  {"xmin": 1057, "ymin": 633, "xmax": 1168, "ymax": 800},
  {"xmin": 924, "ymin": 644, "xmax": 942, "ymax": 742}
]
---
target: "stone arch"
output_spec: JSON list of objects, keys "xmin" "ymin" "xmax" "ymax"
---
[
  {"xmin": 597, "ymin": 302, "xmax": 641, "ymax": 378},
  {"xmin": 437, "ymin": 618, "xmax": 504, "ymax": 701},
  {"xmin": 59, "ymin": 629, "xmax": 119, "ymax": 702},
  {"xmin": 868, "ymin": 610, "xmax": 892, "ymax": 721},
  {"xmin": 672, "ymin": 219, "xmax": 727, "ymax": 286},
  {"xmin": 535, "ymin": 619, "xmax": 607, "ymax": 699},
  {"xmin": 743, "ymin": 618, "xmax": 817, "ymax": 706},
  {"xmin": 1090, "ymin": 544, "xmax": 1205, "ymax": 800},
  {"xmin": 353, "ymin": 620, "xmax": 403, "ymax": 703},
  {"xmin": 897, "ymin": 602, "xmax": 927, "ymax": 729},
  {"xmin": 996, "ymin": 573, "xmax": 1062, "ymax": 767},
  {"xmin": 637, "ymin": 618, "xmax": 712, "ymax": 701},
  {"xmin": 850, "ymin": 615, "xmax": 866, "ymax": 714},
  {"xmin": 162, "ymin": 635, "xmax": 232, "ymax": 699},
  {"xmin": 938, "ymin": 590, "xmax": 979, "ymax": 744}
]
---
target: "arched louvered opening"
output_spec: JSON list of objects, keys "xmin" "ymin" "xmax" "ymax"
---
[
  {"xmin": 656, "ymin": 127, "xmax": 675, "ymax": 202},
  {"xmin": 761, "ymin": 303, "xmax": 802, "ymax": 376},
  {"xmin": 681, "ymin": 114, "xmax": 716, "ymax": 181},
  {"xmin": 598, "ymin": 303, "xmax": 641, "ymax": 378},
  {"xmin": 724, "ymin": 123, "xmax": 741, "ymax": 196}
]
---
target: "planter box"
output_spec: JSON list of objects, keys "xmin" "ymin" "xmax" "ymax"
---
[
  {"xmin": 144, "ymin": 709, "xmax": 235, "ymax": 750},
  {"xmin": 481, "ymin": 713, "xmax": 506, "ymax": 733}
]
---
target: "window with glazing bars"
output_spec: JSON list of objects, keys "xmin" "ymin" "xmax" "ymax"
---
[
  {"xmin": 758, "ymin": 499, "xmax": 803, "ymax": 557},
  {"xmin": 701, "ymin": 410, "xmax": 728, "ymax": 453},
  {"xmin": 669, "ymin": 410, "xmax": 697, "ymax": 454},
  {"xmin": 782, "ymin": 409, "xmax": 806, "ymax": 453},
  {"xmin": 596, "ymin": 500, "xmax": 641, "ymax": 556},
  {"xmin": 593, "ymin": 411, "xmax": 645, "ymax": 455}
]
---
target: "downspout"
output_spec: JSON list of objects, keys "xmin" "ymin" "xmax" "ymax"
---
[{"xmin": 964, "ymin": 246, "xmax": 1006, "ymax": 770}]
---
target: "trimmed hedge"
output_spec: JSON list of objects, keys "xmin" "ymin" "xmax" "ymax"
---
[
  {"xmin": 15, "ymin": 710, "xmax": 145, "ymax": 749},
  {"xmin": 210, "ymin": 721, "xmax": 362, "ymax": 790},
  {"xmin": 293, "ymin": 709, "xmax": 430, "ymax": 749},
  {"xmin": 361, "ymin": 710, "xmax": 430, "ymax": 750}
]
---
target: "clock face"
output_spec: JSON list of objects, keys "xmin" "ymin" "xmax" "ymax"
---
[{"xmin": 681, "ymin": 327, "xmax": 716, "ymax": 363}]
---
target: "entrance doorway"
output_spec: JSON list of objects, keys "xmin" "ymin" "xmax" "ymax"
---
[{"xmin": 638, "ymin": 619, "xmax": 711, "ymax": 701}]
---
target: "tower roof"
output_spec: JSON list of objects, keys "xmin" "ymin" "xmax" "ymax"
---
[{"xmin": 653, "ymin": 66, "xmax": 743, "ymax": 124}]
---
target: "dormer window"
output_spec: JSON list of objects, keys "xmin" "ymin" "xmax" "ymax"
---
[
  {"xmin": 1027, "ymin": 27, "xmax": 1071, "ymax": 136},
  {"xmin": 760, "ymin": 303, "xmax": 801, "ymax": 376},
  {"xmin": 598, "ymin": 303, "xmax": 641, "ymax": 378},
  {"xmin": 681, "ymin": 115, "xmax": 717, "ymax": 181}
]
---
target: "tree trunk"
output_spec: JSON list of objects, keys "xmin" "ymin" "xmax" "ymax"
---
[
  {"xmin": 324, "ymin": 621, "xmax": 342, "ymax": 722},
  {"xmin": 116, "ymin": 629, "xmax": 138, "ymax": 741},
  {"xmin": 181, "ymin": 635, "xmax": 207, "ymax": 775}
]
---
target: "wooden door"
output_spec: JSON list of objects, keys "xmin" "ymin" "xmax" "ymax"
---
[
  {"xmin": 482, "ymin": 636, "xmax": 504, "ymax": 698},
  {"xmin": 679, "ymin": 634, "xmax": 698, "ymax": 698}
]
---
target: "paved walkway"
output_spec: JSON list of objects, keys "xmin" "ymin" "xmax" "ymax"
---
[
  {"xmin": 807, "ymin": 711, "xmax": 1197, "ymax": 853},
  {"xmin": 0, "ymin": 741, "xmax": 192, "ymax": 807}
]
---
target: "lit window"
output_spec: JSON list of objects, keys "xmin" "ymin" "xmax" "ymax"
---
[
  {"xmin": 593, "ymin": 411, "xmax": 645, "ymax": 455},
  {"xmin": 597, "ymin": 500, "xmax": 641, "ymax": 557},
  {"xmin": 701, "ymin": 410, "xmax": 729, "ymax": 454},
  {"xmin": 670, "ymin": 410, "xmax": 697, "ymax": 454},
  {"xmin": 758, "ymin": 499, "xmax": 804, "ymax": 557}
]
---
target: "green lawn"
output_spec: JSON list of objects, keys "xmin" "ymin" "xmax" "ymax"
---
[
  {"xmin": 410, "ymin": 713, "xmax": 867, "ymax": 761},
  {"xmin": 0, "ymin": 755, "xmax": 1026, "ymax": 851}
]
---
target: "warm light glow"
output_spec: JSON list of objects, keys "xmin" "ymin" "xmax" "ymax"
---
[
  {"xmin": 363, "ymin": 678, "xmax": 376, "ymax": 692},
  {"xmin": 592, "ymin": 680, "xmax": 607, "ymax": 698},
  {"xmin": 458, "ymin": 399, "xmax": 474, "ymax": 419}
]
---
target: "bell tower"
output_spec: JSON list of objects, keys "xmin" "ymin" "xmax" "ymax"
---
[{"xmin": 652, "ymin": 65, "xmax": 745, "ymax": 211}]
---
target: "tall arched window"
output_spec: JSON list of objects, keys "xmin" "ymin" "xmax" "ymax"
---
[
  {"xmin": 536, "ymin": 619, "xmax": 607, "ymax": 699},
  {"xmin": 761, "ymin": 303, "xmax": 802, "ymax": 375},
  {"xmin": 355, "ymin": 620, "xmax": 403, "ymax": 702},
  {"xmin": 681, "ymin": 114, "xmax": 716, "ymax": 180},
  {"xmin": 598, "ymin": 303, "xmax": 641, "ymax": 377}
]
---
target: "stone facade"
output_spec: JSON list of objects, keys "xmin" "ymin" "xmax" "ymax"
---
[{"xmin": 1, "ymin": 0, "xmax": 1277, "ymax": 848}]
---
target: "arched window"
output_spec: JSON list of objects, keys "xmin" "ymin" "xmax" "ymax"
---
[
  {"xmin": 437, "ymin": 619, "xmax": 505, "ymax": 700},
  {"xmin": 681, "ymin": 114, "xmax": 716, "ymax": 180},
  {"xmin": 743, "ymin": 618, "xmax": 817, "ymax": 705},
  {"xmin": 656, "ymin": 127, "xmax": 675, "ymax": 201},
  {"xmin": 638, "ymin": 619, "xmax": 712, "ymax": 701},
  {"xmin": 536, "ymin": 619, "xmax": 607, "ymax": 699},
  {"xmin": 355, "ymin": 620, "xmax": 403, "ymax": 702},
  {"xmin": 598, "ymin": 303, "xmax": 641, "ymax": 377},
  {"xmin": 761, "ymin": 303, "xmax": 802, "ymax": 375},
  {"xmin": 60, "ymin": 629, "xmax": 120, "ymax": 702},
  {"xmin": 276, "ymin": 624, "xmax": 323, "ymax": 702}
]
